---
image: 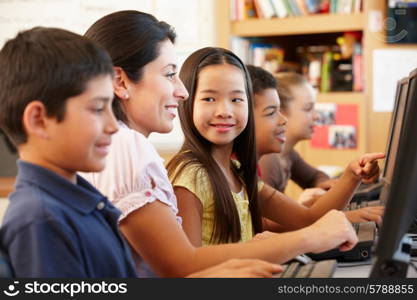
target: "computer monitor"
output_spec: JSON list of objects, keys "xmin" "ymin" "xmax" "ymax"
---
[
  {"xmin": 382, "ymin": 77, "xmax": 409, "ymax": 184},
  {"xmin": 370, "ymin": 68, "xmax": 417, "ymax": 277}
]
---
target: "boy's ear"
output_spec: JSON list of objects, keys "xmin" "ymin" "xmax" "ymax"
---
[
  {"xmin": 113, "ymin": 66, "xmax": 130, "ymax": 100},
  {"xmin": 22, "ymin": 101, "xmax": 50, "ymax": 139}
]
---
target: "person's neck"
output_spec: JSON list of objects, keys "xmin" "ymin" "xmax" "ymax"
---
[
  {"xmin": 282, "ymin": 136, "xmax": 298, "ymax": 156},
  {"xmin": 125, "ymin": 119, "xmax": 150, "ymax": 138},
  {"xmin": 211, "ymin": 144, "xmax": 233, "ymax": 170},
  {"xmin": 19, "ymin": 148, "xmax": 77, "ymax": 184},
  {"xmin": 211, "ymin": 144, "xmax": 242, "ymax": 193}
]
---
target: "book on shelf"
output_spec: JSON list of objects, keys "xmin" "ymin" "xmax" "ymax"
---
[
  {"xmin": 295, "ymin": 0, "xmax": 310, "ymax": 15},
  {"xmin": 297, "ymin": 41, "xmax": 363, "ymax": 92},
  {"xmin": 352, "ymin": 43, "xmax": 363, "ymax": 92},
  {"xmin": 230, "ymin": 0, "xmax": 362, "ymax": 20},
  {"xmin": 270, "ymin": 0, "xmax": 290, "ymax": 18},
  {"xmin": 259, "ymin": 0, "xmax": 276, "ymax": 18},
  {"xmin": 231, "ymin": 39, "xmax": 284, "ymax": 74},
  {"xmin": 305, "ymin": 0, "xmax": 322, "ymax": 13},
  {"xmin": 252, "ymin": 43, "xmax": 284, "ymax": 74}
]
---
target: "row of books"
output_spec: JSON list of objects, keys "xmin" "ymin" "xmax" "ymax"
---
[
  {"xmin": 298, "ymin": 43, "xmax": 363, "ymax": 92},
  {"xmin": 232, "ymin": 38, "xmax": 285, "ymax": 74},
  {"xmin": 231, "ymin": 0, "xmax": 362, "ymax": 20},
  {"xmin": 231, "ymin": 38, "xmax": 363, "ymax": 92}
]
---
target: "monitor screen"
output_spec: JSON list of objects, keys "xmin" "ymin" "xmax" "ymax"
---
[
  {"xmin": 382, "ymin": 78, "xmax": 409, "ymax": 184},
  {"xmin": 371, "ymin": 68, "xmax": 417, "ymax": 277}
]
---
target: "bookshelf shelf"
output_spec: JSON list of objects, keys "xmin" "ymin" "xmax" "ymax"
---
[
  {"xmin": 316, "ymin": 92, "xmax": 365, "ymax": 103},
  {"xmin": 231, "ymin": 13, "xmax": 365, "ymax": 37}
]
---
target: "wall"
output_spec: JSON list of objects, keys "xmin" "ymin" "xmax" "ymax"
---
[{"xmin": 0, "ymin": 0, "xmax": 216, "ymax": 155}]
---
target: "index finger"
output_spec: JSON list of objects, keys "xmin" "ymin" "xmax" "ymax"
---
[{"xmin": 360, "ymin": 152, "xmax": 386, "ymax": 165}]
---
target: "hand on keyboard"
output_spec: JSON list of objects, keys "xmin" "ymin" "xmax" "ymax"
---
[
  {"xmin": 187, "ymin": 258, "xmax": 283, "ymax": 278},
  {"xmin": 274, "ymin": 259, "xmax": 337, "ymax": 278},
  {"xmin": 344, "ymin": 206, "xmax": 384, "ymax": 226},
  {"xmin": 348, "ymin": 152, "xmax": 385, "ymax": 184},
  {"xmin": 305, "ymin": 210, "xmax": 358, "ymax": 254}
]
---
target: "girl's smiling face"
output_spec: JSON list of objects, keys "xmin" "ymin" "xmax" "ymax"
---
[{"xmin": 192, "ymin": 63, "xmax": 249, "ymax": 150}]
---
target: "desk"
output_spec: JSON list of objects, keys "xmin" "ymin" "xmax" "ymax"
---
[
  {"xmin": 334, "ymin": 258, "xmax": 417, "ymax": 277},
  {"xmin": 0, "ymin": 177, "xmax": 15, "ymax": 197}
]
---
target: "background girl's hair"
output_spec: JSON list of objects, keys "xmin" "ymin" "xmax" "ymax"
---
[
  {"xmin": 167, "ymin": 47, "xmax": 262, "ymax": 244},
  {"xmin": 275, "ymin": 72, "xmax": 308, "ymax": 111},
  {"xmin": 84, "ymin": 10, "xmax": 176, "ymax": 122}
]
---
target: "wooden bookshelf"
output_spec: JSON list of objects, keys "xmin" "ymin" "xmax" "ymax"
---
[
  {"xmin": 216, "ymin": 0, "xmax": 372, "ymax": 169},
  {"xmin": 216, "ymin": 1, "xmax": 417, "ymax": 202},
  {"xmin": 215, "ymin": 0, "xmax": 417, "ymax": 199},
  {"xmin": 316, "ymin": 92, "xmax": 365, "ymax": 103},
  {"xmin": 231, "ymin": 13, "xmax": 365, "ymax": 37}
]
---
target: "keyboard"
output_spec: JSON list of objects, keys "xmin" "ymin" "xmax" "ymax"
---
[
  {"xmin": 351, "ymin": 182, "xmax": 383, "ymax": 203},
  {"xmin": 307, "ymin": 222, "xmax": 376, "ymax": 262},
  {"xmin": 407, "ymin": 233, "xmax": 417, "ymax": 256},
  {"xmin": 345, "ymin": 199, "xmax": 381, "ymax": 211},
  {"xmin": 273, "ymin": 259, "xmax": 337, "ymax": 278}
]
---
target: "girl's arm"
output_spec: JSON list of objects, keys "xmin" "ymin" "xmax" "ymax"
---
[
  {"xmin": 186, "ymin": 259, "xmax": 283, "ymax": 278},
  {"xmin": 175, "ymin": 186, "xmax": 203, "ymax": 246},
  {"xmin": 259, "ymin": 153, "xmax": 385, "ymax": 230},
  {"xmin": 120, "ymin": 191, "xmax": 357, "ymax": 277}
]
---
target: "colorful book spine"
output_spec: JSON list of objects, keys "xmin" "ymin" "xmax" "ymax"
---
[
  {"xmin": 295, "ymin": 0, "xmax": 309, "ymax": 15},
  {"xmin": 288, "ymin": 0, "xmax": 302, "ymax": 16},
  {"xmin": 282, "ymin": 0, "xmax": 294, "ymax": 16},
  {"xmin": 320, "ymin": 51, "xmax": 333, "ymax": 93},
  {"xmin": 353, "ymin": 43, "xmax": 363, "ymax": 91},
  {"xmin": 270, "ymin": 0, "xmax": 289, "ymax": 18}
]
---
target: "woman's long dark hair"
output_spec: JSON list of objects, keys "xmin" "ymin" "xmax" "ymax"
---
[
  {"xmin": 167, "ymin": 47, "xmax": 262, "ymax": 244},
  {"xmin": 84, "ymin": 10, "xmax": 176, "ymax": 122}
]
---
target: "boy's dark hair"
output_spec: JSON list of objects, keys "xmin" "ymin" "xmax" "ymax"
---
[
  {"xmin": 167, "ymin": 47, "xmax": 262, "ymax": 244},
  {"xmin": 84, "ymin": 10, "xmax": 177, "ymax": 123},
  {"xmin": 0, "ymin": 27, "xmax": 114, "ymax": 146},
  {"xmin": 246, "ymin": 64, "xmax": 277, "ymax": 95}
]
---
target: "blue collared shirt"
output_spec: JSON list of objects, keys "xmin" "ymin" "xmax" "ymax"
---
[{"xmin": 0, "ymin": 160, "xmax": 137, "ymax": 277}]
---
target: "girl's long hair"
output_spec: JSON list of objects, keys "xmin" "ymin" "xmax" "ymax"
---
[{"xmin": 167, "ymin": 47, "xmax": 262, "ymax": 244}]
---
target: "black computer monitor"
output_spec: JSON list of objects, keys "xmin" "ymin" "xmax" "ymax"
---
[{"xmin": 370, "ymin": 68, "xmax": 417, "ymax": 277}]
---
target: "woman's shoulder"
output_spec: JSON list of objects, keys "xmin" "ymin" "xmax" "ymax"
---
[{"xmin": 111, "ymin": 123, "xmax": 163, "ymax": 167}]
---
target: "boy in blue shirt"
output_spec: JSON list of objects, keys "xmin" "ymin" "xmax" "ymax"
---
[{"xmin": 0, "ymin": 27, "xmax": 137, "ymax": 277}]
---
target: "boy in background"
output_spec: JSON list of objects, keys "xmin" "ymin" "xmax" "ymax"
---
[{"xmin": 0, "ymin": 27, "xmax": 137, "ymax": 277}]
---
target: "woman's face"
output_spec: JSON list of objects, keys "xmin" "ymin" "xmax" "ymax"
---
[
  {"xmin": 283, "ymin": 83, "xmax": 319, "ymax": 142},
  {"xmin": 122, "ymin": 39, "xmax": 189, "ymax": 137}
]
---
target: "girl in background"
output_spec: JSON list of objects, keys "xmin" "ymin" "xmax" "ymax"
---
[{"xmin": 167, "ymin": 47, "xmax": 378, "ymax": 249}]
